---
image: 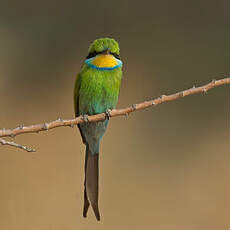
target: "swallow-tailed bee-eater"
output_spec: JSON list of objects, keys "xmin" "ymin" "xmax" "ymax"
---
[{"xmin": 74, "ymin": 38, "xmax": 122, "ymax": 220}]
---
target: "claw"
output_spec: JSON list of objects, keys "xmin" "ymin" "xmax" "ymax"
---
[
  {"xmin": 105, "ymin": 109, "xmax": 112, "ymax": 120},
  {"xmin": 82, "ymin": 114, "xmax": 89, "ymax": 122}
]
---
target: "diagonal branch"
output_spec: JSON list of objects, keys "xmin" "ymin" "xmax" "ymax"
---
[
  {"xmin": 0, "ymin": 138, "xmax": 35, "ymax": 152},
  {"xmin": 0, "ymin": 77, "xmax": 229, "ymax": 142}
]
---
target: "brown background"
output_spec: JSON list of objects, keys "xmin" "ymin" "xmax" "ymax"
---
[{"xmin": 0, "ymin": 0, "xmax": 230, "ymax": 229}]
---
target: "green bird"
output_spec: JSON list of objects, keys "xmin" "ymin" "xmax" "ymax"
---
[{"xmin": 74, "ymin": 38, "xmax": 123, "ymax": 221}]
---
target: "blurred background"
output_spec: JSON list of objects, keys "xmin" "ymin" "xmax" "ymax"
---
[{"xmin": 0, "ymin": 0, "xmax": 230, "ymax": 229}]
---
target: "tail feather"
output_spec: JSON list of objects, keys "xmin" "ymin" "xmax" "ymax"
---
[
  {"xmin": 83, "ymin": 151, "xmax": 90, "ymax": 217},
  {"xmin": 83, "ymin": 188, "xmax": 90, "ymax": 217},
  {"xmin": 83, "ymin": 145, "xmax": 100, "ymax": 221}
]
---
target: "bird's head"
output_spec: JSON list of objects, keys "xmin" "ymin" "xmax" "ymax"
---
[{"xmin": 85, "ymin": 38, "xmax": 122, "ymax": 70}]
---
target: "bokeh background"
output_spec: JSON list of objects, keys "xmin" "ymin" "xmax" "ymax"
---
[{"xmin": 0, "ymin": 0, "xmax": 230, "ymax": 229}]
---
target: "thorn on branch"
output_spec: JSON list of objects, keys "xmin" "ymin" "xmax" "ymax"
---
[
  {"xmin": 43, "ymin": 123, "xmax": 49, "ymax": 130},
  {"xmin": 202, "ymin": 88, "xmax": 208, "ymax": 95},
  {"xmin": 179, "ymin": 92, "xmax": 184, "ymax": 97},
  {"xmin": 18, "ymin": 144, "xmax": 36, "ymax": 152},
  {"xmin": 131, "ymin": 104, "xmax": 137, "ymax": 111},
  {"xmin": 57, "ymin": 117, "xmax": 63, "ymax": 122},
  {"xmin": 160, "ymin": 95, "xmax": 166, "ymax": 100},
  {"xmin": 0, "ymin": 138, "xmax": 36, "ymax": 152}
]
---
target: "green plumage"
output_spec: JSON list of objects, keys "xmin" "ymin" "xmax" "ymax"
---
[
  {"xmin": 88, "ymin": 37, "xmax": 120, "ymax": 55},
  {"xmin": 74, "ymin": 38, "xmax": 122, "ymax": 221},
  {"xmin": 75, "ymin": 65, "xmax": 122, "ymax": 116}
]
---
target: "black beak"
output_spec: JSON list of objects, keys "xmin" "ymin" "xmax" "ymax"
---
[{"xmin": 102, "ymin": 48, "xmax": 110, "ymax": 55}]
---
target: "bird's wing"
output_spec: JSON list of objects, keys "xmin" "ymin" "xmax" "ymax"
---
[{"xmin": 74, "ymin": 73, "xmax": 86, "ymax": 143}]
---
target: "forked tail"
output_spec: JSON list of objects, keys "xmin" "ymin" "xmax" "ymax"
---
[{"xmin": 83, "ymin": 144, "xmax": 100, "ymax": 221}]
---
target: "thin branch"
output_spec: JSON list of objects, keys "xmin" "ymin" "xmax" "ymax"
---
[
  {"xmin": 0, "ymin": 77, "xmax": 229, "ymax": 140},
  {"xmin": 0, "ymin": 138, "xmax": 35, "ymax": 152}
]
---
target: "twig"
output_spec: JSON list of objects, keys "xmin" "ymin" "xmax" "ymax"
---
[
  {"xmin": 0, "ymin": 138, "xmax": 35, "ymax": 152},
  {"xmin": 0, "ymin": 77, "xmax": 229, "ymax": 140}
]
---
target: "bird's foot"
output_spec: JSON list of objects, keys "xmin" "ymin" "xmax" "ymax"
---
[
  {"xmin": 105, "ymin": 109, "xmax": 112, "ymax": 120},
  {"xmin": 81, "ymin": 114, "xmax": 89, "ymax": 122}
]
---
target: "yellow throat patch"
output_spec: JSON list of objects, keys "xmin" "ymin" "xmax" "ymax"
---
[{"xmin": 91, "ymin": 54, "xmax": 118, "ymax": 68}]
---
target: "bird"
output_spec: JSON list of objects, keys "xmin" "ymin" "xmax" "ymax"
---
[{"xmin": 74, "ymin": 38, "xmax": 123, "ymax": 221}]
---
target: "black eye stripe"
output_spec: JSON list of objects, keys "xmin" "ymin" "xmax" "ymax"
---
[
  {"xmin": 110, "ymin": 53, "xmax": 120, "ymax": 60},
  {"xmin": 86, "ymin": 51, "xmax": 98, "ymax": 59},
  {"xmin": 86, "ymin": 51, "xmax": 120, "ymax": 60}
]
